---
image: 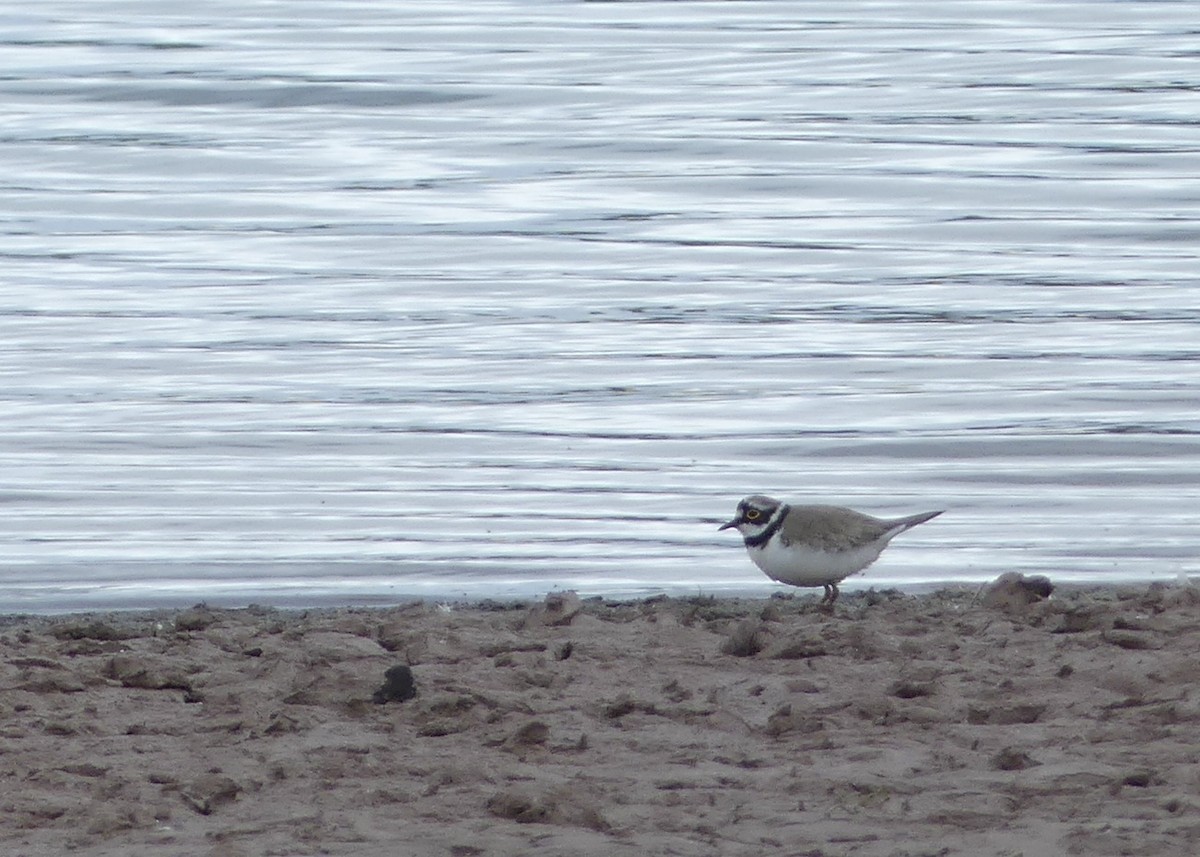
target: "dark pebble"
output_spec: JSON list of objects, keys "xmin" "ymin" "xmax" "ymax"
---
[{"xmin": 372, "ymin": 664, "xmax": 417, "ymax": 704}]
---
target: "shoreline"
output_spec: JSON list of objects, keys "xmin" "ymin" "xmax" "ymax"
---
[
  {"xmin": 3, "ymin": 581, "xmax": 1198, "ymax": 855},
  {"xmin": 5, "ymin": 571, "xmax": 1194, "ymax": 618},
  {"xmin": 7, "ymin": 574, "xmax": 1195, "ymax": 622}
]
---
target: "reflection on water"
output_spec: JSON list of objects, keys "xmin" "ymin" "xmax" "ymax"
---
[{"xmin": 1, "ymin": 1, "xmax": 1198, "ymax": 610}]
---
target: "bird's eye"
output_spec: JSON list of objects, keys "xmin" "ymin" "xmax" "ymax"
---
[{"xmin": 745, "ymin": 509, "xmax": 761, "ymax": 521}]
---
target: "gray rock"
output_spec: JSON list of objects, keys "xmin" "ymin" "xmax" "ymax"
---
[{"xmin": 980, "ymin": 572, "xmax": 1054, "ymax": 611}]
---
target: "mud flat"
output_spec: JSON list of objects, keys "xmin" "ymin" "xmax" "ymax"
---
[{"xmin": 2, "ymin": 580, "xmax": 1199, "ymax": 856}]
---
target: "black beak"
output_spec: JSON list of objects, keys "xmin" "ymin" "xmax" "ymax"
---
[{"xmin": 718, "ymin": 518, "xmax": 739, "ymax": 531}]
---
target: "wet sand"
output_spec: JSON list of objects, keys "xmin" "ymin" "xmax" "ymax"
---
[{"xmin": 2, "ymin": 580, "xmax": 1199, "ymax": 856}]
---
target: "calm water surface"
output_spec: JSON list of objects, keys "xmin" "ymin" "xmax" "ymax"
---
[{"xmin": 2, "ymin": 1, "xmax": 1198, "ymax": 611}]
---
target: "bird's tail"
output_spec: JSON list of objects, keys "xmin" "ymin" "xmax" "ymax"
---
[{"xmin": 884, "ymin": 509, "xmax": 944, "ymax": 540}]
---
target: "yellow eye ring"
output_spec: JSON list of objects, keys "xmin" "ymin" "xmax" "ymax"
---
[{"xmin": 745, "ymin": 509, "xmax": 760, "ymax": 521}]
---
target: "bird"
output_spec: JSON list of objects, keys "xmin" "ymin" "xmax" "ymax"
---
[{"xmin": 719, "ymin": 495, "xmax": 942, "ymax": 605}]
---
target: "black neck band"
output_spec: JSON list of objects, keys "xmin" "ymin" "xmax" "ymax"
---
[{"xmin": 743, "ymin": 504, "xmax": 789, "ymax": 548}]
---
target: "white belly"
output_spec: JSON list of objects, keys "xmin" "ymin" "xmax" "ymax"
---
[{"xmin": 747, "ymin": 539, "xmax": 885, "ymax": 587}]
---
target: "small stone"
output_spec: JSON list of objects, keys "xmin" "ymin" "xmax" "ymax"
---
[
  {"xmin": 372, "ymin": 665, "xmax": 417, "ymax": 704},
  {"xmin": 174, "ymin": 608, "xmax": 218, "ymax": 632},
  {"xmin": 764, "ymin": 704, "xmax": 823, "ymax": 737},
  {"xmin": 991, "ymin": 747, "xmax": 1038, "ymax": 770},
  {"xmin": 980, "ymin": 573, "xmax": 1054, "ymax": 612},
  {"xmin": 486, "ymin": 790, "xmax": 550, "ymax": 823},
  {"xmin": 180, "ymin": 774, "xmax": 241, "ymax": 815},
  {"xmin": 527, "ymin": 591, "xmax": 583, "ymax": 627}
]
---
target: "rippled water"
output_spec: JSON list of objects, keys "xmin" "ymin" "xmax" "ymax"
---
[{"xmin": 2, "ymin": 1, "xmax": 1198, "ymax": 611}]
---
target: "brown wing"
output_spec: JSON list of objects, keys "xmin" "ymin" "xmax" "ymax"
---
[{"xmin": 778, "ymin": 505, "xmax": 891, "ymax": 551}]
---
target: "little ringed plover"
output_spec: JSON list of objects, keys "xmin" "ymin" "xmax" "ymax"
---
[{"xmin": 720, "ymin": 495, "xmax": 943, "ymax": 604}]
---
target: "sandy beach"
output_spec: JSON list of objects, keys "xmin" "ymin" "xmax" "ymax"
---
[{"xmin": 3, "ymin": 579, "xmax": 1199, "ymax": 856}]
